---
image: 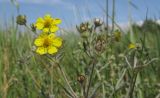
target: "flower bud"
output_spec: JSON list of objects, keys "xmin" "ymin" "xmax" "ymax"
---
[
  {"xmin": 114, "ymin": 30, "xmax": 121, "ymax": 42},
  {"xmin": 30, "ymin": 23, "xmax": 36, "ymax": 32},
  {"xmin": 77, "ymin": 22, "xmax": 93, "ymax": 38},
  {"xmin": 16, "ymin": 15, "xmax": 27, "ymax": 25},
  {"xmin": 77, "ymin": 22, "xmax": 92, "ymax": 33},
  {"xmin": 94, "ymin": 18, "xmax": 103, "ymax": 27},
  {"xmin": 80, "ymin": 23, "xmax": 88, "ymax": 32},
  {"xmin": 77, "ymin": 75, "xmax": 85, "ymax": 84}
]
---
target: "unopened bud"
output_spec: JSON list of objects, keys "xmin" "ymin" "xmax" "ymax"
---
[
  {"xmin": 77, "ymin": 75, "xmax": 85, "ymax": 84},
  {"xmin": 114, "ymin": 30, "xmax": 121, "ymax": 42},
  {"xmin": 30, "ymin": 23, "xmax": 36, "ymax": 32},
  {"xmin": 16, "ymin": 15, "xmax": 27, "ymax": 25},
  {"xmin": 94, "ymin": 18, "xmax": 103, "ymax": 27}
]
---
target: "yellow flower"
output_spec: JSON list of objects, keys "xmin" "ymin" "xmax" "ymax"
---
[
  {"xmin": 35, "ymin": 14, "xmax": 61, "ymax": 33},
  {"xmin": 128, "ymin": 43, "xmax": 136, "ymax": 49},
  {"xmin": 34, "ymin": 33, "xmax": 62, "ymax": 55}
]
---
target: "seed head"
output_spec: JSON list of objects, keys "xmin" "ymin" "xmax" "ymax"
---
[{"xmin": 95, "ymin": 35, "xmax": 106, "ymax": 52}]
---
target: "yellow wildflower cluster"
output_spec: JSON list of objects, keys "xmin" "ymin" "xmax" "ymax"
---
[{"xmin": 34, "ymin": 14, "xmax": 62, "ymax": 55}]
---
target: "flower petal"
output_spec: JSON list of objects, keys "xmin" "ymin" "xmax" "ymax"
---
[
  {"xmin": 36, "ymin": 47, "xmax": 47, "ymax": 55},
  {"xmin": 43, "ymin": 28, "xmax": 49, "ymax": 32},
  {"xmin": 52, "ymin": 37, "xmax": 62, "ymax": 47},
  {"xmin": 34, "ymin": 38, "xmax": 44, "ymax": 46},
  {"xmin": 35, "ymin": 23, "xmax": 44, "ymax": 30},
  {"xmin": 50, "ymin": 26, "xmax": 59, "ymax": 33},
  {"xmin": 53, "ymin": 18, "xmax": 62, "ymax": 24},
  {"xmin": 36, "ymin": 17, "xmax": 44, "ymax": 23},
  {"xmin": 44, "ymin": 14, "xmax": 51, "ymax": 20},
  {"xmin": 47, "ymin": 46, "xmax": 58, "ymax": 54},
  {"xmin": 48, "ymin": 33, "xmax": 56, "ymax": 39},
  {"xmin": 128, "ymin": 43, "xmax": 136, "ymax": 49}
]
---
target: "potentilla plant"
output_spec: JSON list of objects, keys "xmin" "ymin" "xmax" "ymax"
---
[
  {"xmin": 16, "ymin": 14, "xmax": 79, "ymax": 98},
  {"xmin": 73, "ymin": 18, "xmax": 158, "ymax": 98},
  {"xmin": 33, "ymin": 14, "xmax": 78, "ymax": 98},
  {"xmin": 15, "ymin": 14, "xmax": 158, "ymax": 98}
]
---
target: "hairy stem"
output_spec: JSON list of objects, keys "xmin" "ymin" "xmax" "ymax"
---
[
  {"xmin": 85, "ymin": 60, "xmax": 96, "ymax": 98},
  {"xmin": 58, "ymin": 64, "xmax": 78, "ymax": 98}
]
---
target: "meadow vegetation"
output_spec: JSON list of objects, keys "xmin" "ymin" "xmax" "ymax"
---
[{"xmin": 0, "ymin": 1, "xmax": 160, "ymax": 98}]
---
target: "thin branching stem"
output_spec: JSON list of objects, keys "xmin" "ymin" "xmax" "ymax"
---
[
  {"xmin": 85, "ymin": 59, "xmax": 96, "ymax": 98},
  {"xmin": 106, "ymin": 0, "xmax": 109, "ymax": 35},
  {"xmin": 112, "ymin": 0, "xmax": 115, "ymax": 33},
  {"xmin": 58, "ymin": 64, "xmax": 78, "ymax": 98}
]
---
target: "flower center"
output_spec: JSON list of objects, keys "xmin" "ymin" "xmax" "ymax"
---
[
  {"xmin": 44, "ymin": 20, "xmax": 51, "ymax": 28},
  {"xmin": 43, "ymin": 38, "xmax": 51, "ymax": 47}
]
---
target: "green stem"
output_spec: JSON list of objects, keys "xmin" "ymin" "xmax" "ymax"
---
[
  {"xmin": 50, "ymin": 65, "xmax": 53, "ymax": 94},
  {"xmin": 85, "ymin": 61, "xmax": 96, "ymax": 98},
  {"xmin": 129, "ymin": 72, "xmax": 138, "ymax": 98},
  {"xmin": 106, "ymin": 0, "xmax": 109, "ymax": 35},
  {"xmin": 111, "ymin": 0, "xmax": 115, "ymax": 33},
  {"xmin": 58, "ymin": 64, "xmax": 78, "ymax": 98}
]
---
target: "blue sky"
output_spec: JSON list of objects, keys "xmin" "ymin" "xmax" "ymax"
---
[{"xmin": 0, "ymin": 0, "xmax": 160, "ymax": 28}]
